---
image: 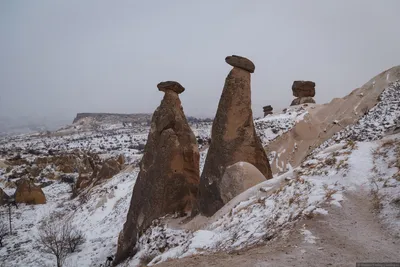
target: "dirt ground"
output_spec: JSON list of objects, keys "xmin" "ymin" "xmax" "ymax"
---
[{"xmin": 156, "ymin": 189, "xmax": 400, "ymax": 267}]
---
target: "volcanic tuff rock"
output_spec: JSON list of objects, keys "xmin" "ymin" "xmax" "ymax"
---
[
  {"xmin": 290, "ymin": 97, "xmax": 316, "ymax": 106},
  {"xmin": 197, "ymin": 56, "xmax": 272, "ymax": 217},
  {"xmin": 292, "ymin": 81, "xmax": 316, "ymax": 97},
  {"xmin": 15, "ymin": 179, "xmax": 46, "ymax": 204},
  {"xmin": 225, "ymin": 55, "xmax": 255, "ymax": 73},
  {"xmin": 114, "ymin": 81, "xmax": 200, "ymax": 265},
  {"xmin": 219, "ymin": 162, "xmax": 266, "ymax": 204}
]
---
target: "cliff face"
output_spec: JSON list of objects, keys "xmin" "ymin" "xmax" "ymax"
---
[{"xmin": 72, "ymin": 113, "xmax": 151, "ymax": 124}]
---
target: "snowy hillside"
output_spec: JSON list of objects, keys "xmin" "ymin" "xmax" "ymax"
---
[{"xmin": 0, "ymin": 81, "xmax": 399, "ymax": 267}]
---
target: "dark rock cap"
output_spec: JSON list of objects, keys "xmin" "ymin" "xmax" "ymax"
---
[
  {"xmin": 225, "ymin": 55, "xmax": 255, "ymax": 73},
  {"xmin": 157, "ymin": 81, "xmax": 185, "ymax": 94},
  {"xmin": 263, "ymin": 105, "xmax": 273, "ymax": 111},
  {"xmin": 292, "ymin": 81, "xmax": 316, "ymax": 97}
]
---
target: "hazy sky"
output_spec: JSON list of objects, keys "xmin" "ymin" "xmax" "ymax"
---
[{"xmin": 1, "ymin": 0, "xmax": 400, "ymax": 125}]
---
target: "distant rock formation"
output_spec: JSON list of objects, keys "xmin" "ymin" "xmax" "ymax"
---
[
  {"xmin": 263, "ymin": 105, "xmax": 273, "ymax": 117},
  {"xmin": 197, "ymin": 55, "xmax": 272, "ymax": 217},
  {"xmin": 291, "ymin": 81, "xmax": 316, "ymax": 106},
  {"xmin": 15, "ymin": 179, "xmax": 46, "ymax": 204},
  {"xmin": 114, "ymin": 81, "xmax": 200, "ymax": 265},
  {"xmin": 72, "ymin": 113, "xmax": 151, "ymax": 124}
]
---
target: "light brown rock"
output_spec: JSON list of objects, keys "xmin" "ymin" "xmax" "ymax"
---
[
  {"xmin": 114, "ymin": 82, "xmax": 200, "ymax": 265},
  {"xmin": 290, "ymin": 97, "xmax": 316, "ymax": 106},
  {"xmin": 220, "ymin": 162, "xmax": 266, "ymax": 204},
  {"xmin": 97, "ymin": 158, "xmax": 121, "ymax": 180},
  {"xmin": 15, "ymin": 179, "xmax": 46, "ymax": 204},
  {"xmin": 197, "ymin": 58, "xmax": 272, "ymax": 217},
  {"xmin": 225, "ymin": 55, "xmax": 255, "ymax": 73}
]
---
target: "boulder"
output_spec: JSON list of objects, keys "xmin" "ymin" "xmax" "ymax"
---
[
  {"xmin": 263, "ymin": 105, "xmax": 273, "ymax": 112},
  {"xmin": 114, "ymin": 81, "xmax": 200, "ymax": 265},
  {"xmin": 97, "ymin": 158, "xmax": 121, "ymax": 180},
  {"xmin": 15, "ymin": 179, "xmax": 46, "ymax": 204},
  {"xmin": 220, "ymin": 162, "xmax": 266, "ymax": 204},
  {"xmin": 0, "ymin": 188, "xmax": 10, "ymax": 205},
  {"xmin": 157, "ymin": 81, "xmax": 185, "ymax": 94},
  {"xmin": 197, "ymin": 56, "xmax": 272, "ymax": 217},
  {"xmin": 292, "ymin": 81, "xmax": 315, "ymax": 97},
  {"xmin": 225, "ymin": 55, "xmax": 255, "ymax": 73},
  {"xmin": 290, "ymin": 97, "xmax": 316, "ymax": 106}
]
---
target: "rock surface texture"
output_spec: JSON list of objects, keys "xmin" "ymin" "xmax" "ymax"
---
[
  {"xmin": 114, "ymin": 81, "xmax": 200, "ymax": 265},
  {"xmin": 290, "ymin": 97, "xmax": 316, "ymax": 106},
  {"xmin": 15, "ymin": 179, "xmax": 46, "ymax": 204},
  {"xmin": 198, "ymin": 56, "xmax": 272, "ymax": 217},
  {"xmin": 219, "ymin": 162, "xmax": 266, "ymax": 204}
]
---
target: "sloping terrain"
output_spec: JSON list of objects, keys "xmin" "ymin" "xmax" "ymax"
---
[
  {"xmin": 0, "ymin": 68, "xmax": 399, "ymax": 267},
  {"xmin": 265, "ymin": 66, "xmax": 400, "ymax": 174}
]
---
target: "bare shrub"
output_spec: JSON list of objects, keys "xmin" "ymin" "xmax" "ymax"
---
[{"xmin": 37, "ymin": 214, "xmax": 85, "ymax": 267}]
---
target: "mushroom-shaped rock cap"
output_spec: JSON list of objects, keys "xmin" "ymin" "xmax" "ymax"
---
[
  {"xmin": 157, "ymin": 81, "xmax": 185, "ymax": 94},
  {"xmin": 225, "ymin": 55, "xmax": 255, "ymax": 73},
  {"xmin": 263, "ymin": 105, "xmax": 273, "ymax": 111}
]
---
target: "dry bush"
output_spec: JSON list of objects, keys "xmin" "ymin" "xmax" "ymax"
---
[{"xmin": 37, "ymin": 215, "xmax": 85, "ymax": 267}]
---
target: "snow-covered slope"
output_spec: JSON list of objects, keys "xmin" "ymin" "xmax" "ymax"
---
[{"xmin": 1, "ymin": 70, "xmax": 399, "ymax": 267}]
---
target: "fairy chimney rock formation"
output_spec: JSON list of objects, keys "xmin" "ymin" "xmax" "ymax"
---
[
  {"xmin": 263, "ymin": 105, "xmax": 273, "ymax": 116},
  {"xmin": 197, "ymin": 55, "xmax": 272, "ymax": 217},
  {"xmin": 114, "ymin": 81, "xmax": 200, "ymax": 265},
  {"xmin": 291, "ymin": 80, "xmax": 316, "ymax": 106}
]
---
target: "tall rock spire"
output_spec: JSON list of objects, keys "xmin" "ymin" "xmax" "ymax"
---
[
  {"xmin": 197, "ymin": 55, "xmax": 272, "ymax": 216},
  {"xmin": 114, "ymin": 81, "xmax": 200, "ymax": 265}
]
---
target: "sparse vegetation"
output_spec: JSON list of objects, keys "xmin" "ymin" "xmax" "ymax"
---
[{"xmin": 37, "ymin": 214, "xmax": 85, "ymax": 267}]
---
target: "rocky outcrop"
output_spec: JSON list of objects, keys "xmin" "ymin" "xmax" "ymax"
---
[
  {"xmin": 15, "ymin": 179, "xmax": 46, "ymax": 204},
  {"xmin": 97, "ymin": 158, "xmax": 121, "ymax": 180},
  {"xmin": 220, "ymin": 162, "xmax": 266, "ymax": 204},
  {"xmin": 263, "ymin": 105, "xmax": 273, "ymax": 117},
  {"xmin": 290, "ymin": 97, "xmax": 316, "ymax": 106},
  {"xmin": 291, "ymin": 81, "xmax": 316, "ymax": 106},
  {"xmin": 197, "ymin": 56, "xmax": 272, "ymax": 217},
  {"xmin": 114, "ymin": 81, "xmax": 200, "ymax": 265},
  {"xmin": 72, "ymin": 113, "xmax": 151, "ymax": 124}
]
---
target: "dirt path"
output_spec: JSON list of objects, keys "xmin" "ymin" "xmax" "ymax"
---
[{"xmin": 156, "ymin": 190, "xmax": 399, "ymax": 267}]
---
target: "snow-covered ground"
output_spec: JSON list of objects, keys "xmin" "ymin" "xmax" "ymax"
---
[{"xmin": 0, "ymin": 80, "xmax": 399, "ymax": 266}]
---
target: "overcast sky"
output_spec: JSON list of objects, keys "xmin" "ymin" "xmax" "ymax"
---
[{"xmin": 1, "ymin": 0, "xmax": 400, "ymax": 125}]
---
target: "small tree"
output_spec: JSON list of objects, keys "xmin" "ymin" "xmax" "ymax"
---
[
  {"xmin": 37, "ymin": 215, "xmax": 85, "ymax": 267},
  {"xmin": 0, "ymin": 220, "xmax": 8, "ymax": 247}
]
